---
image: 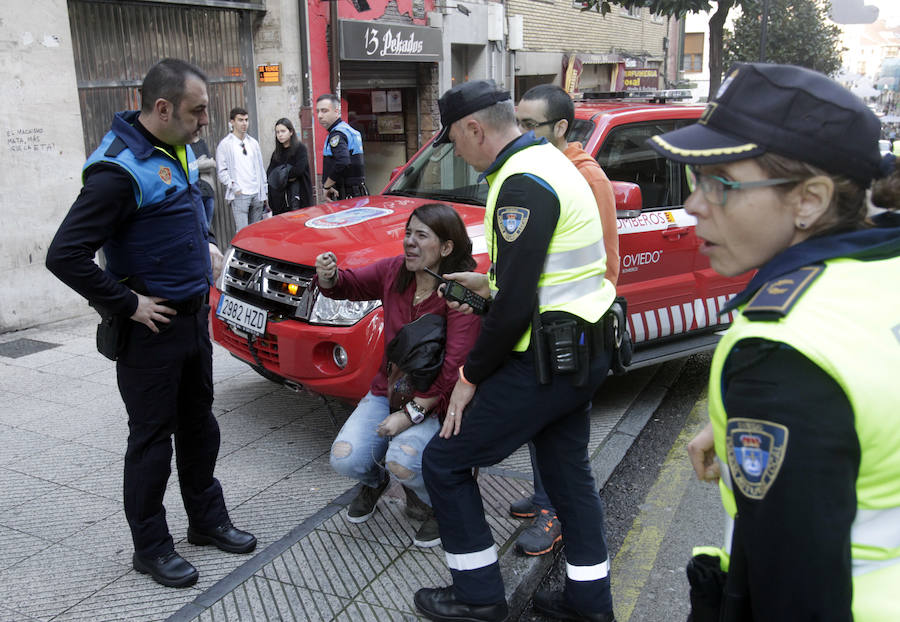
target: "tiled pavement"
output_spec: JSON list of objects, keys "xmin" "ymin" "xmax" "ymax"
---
[{"xmin": 0, "ymin": 309, "xmax": 675, "ymax": 621}]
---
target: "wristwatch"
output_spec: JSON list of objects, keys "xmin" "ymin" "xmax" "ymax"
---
[{"xmin": 405, "ymin": 401, "xmax": 426, "ymax": 424}]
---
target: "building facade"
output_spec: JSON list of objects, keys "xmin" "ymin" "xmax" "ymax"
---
[
  {"xmin": 507, "ymin": 0, "xmax": 672, "ymax": 94},
  {"xmin": 1, "ymin": 0, "xmax": 672, "ymax": 331}
]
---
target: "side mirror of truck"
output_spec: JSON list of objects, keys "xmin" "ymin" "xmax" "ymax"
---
[
  {"xmin": 612, "ymin": 181, "xmax": 642, "ymax": 219},
  {"xmin": 389, "ymin": 166, "xmax": 403, "ymax": 182}
]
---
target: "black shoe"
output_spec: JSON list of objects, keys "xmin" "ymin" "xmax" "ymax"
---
[
  {"xmin": 508, "ymin": 497, "xmax": 538, "ymax": 519},
  {"xmin": 413, "ymin": 515, "xmax": 441, "ymax": 548},
  {"xmin": 132, "ymin": 550, "xmax": 198, "ymax": 588},
  {"xmin": 347, "ymin": 477, "xmax": 390, "ymax": 523},
  {"xmin": 414, "ymin": 586, "xmax": 508, "ymax": 622},
  {"xmin": 532, "ymin": 590, "xmax": 615, "ymax": 622},
  {"xmin": 187, "ymin": 520, "xmax": 257, "ymax": 554},
  {"xmin": 403, "ymin": 486, "xmax": 432, "ymax": 522}
]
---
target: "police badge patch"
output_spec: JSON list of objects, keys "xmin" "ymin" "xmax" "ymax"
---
[
  {"xmin": 497, "ymin": 206, "xmax": 529, "ymax": 242},
  {"xmin": 725, "ymin": 418, "xmax": 789, "ymax": 500},
  {"xmin": 158, "ymin": 166, "xmax": 172, "ymax": 185},
  {"xmin": 329, "ymin": 135, "xmax": 341, "ymax": 148}
]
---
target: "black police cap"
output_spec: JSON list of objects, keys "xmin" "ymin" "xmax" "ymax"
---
[
  {"xmin": 433, "ymin": 79, "xmax": 511, "ymax": 145},
  {"xmin": 648, "ymin": 63, "xmax": 883, "ymax": 186}
]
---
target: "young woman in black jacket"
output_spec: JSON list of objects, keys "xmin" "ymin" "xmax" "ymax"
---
[{"xmin": 267, "ymin": 118, "xmax": 313, "ymax": 214}]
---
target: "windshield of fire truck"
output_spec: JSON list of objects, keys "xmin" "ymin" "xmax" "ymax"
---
[
  {"xmin": 384, "ymin": 116, "xmax": 602, "ymax": 204},
  {"xmin": 384, "ymin": 142, "xmax": 488, "ymax": 206}
]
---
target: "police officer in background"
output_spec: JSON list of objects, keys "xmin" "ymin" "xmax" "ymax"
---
[
  {"xmin": 46, "ymin": 58, "xmax": 256, "ymax": 589},
  {"xmin": 414, "ymin": 80, "xmax": 618, "ymax": 622},
  {"xmin": 648, "ymin": 63, "xmax": 900, "ymax": 621},
  {"xmin": 315, "ymin": 93, "xmax": 367, "ymax": 201}
]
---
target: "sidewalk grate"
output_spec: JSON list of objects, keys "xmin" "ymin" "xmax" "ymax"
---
[
  {"xmin": 177, "ymin": 474, "xmax": 527, "ymax": 621},
  {"xmin": 0, "ymin": 338, "xmax": 60, "ymax": 359}
]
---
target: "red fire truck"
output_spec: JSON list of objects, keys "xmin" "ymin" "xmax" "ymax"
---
[{"xmin": 210, "ymin": 96, "xmax": 752, "ymax": 402}]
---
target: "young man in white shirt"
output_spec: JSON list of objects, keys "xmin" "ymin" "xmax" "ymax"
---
[{"xmin": 216, "ymin": 107, "xmax": 268, "ymax": 231}]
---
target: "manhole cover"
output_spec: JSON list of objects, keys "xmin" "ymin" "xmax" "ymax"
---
[{"xmin": 0, "ymin": 338, "xmax": 60, "ymax": 359}]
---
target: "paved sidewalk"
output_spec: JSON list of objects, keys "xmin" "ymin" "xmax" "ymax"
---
[{"xmin": 0, "ymin": 310, "xmax": 671, "ymax": 621}]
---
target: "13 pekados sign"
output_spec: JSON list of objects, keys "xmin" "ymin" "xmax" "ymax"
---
[{"xmin": 340, "ymin": 20, "xmax": 442, "ymax": 63}]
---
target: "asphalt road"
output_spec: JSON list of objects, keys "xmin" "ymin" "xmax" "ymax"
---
[{"xmin": 520, "ymin": 352, "xmax": 725, "ymax": 622}]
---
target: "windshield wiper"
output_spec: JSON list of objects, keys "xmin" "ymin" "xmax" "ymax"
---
[
  {"xmin": 422, "ymin": 192, "xmax": 486, "ymax": 206},
  {"xmin": 385, "ymin": 189, "xmax": 421, "ymax": 197}
]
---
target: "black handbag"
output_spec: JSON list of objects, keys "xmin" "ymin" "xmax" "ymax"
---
[{"xmin": 385, "ymin": 313, "xmax": 446, "ymax": 410}]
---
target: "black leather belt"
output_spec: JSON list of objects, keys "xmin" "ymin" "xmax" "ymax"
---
[{"xmin": 167, "ymin": 294, "xmax": 206, "ymax": 315}]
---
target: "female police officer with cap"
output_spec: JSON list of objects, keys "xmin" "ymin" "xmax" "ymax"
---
[{"xmin": 647, "ymin": 62, "xmax": 900, "ymax": 621}]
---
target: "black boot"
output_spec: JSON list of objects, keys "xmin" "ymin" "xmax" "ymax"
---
[
  {"xmin": 532, "ymin": 589, "xmax": 616, "ymax": 622},
  {"xmin": 132, "ymin": 550, "xmax": 198, "ymax": 588},
  {"xmin": 414, "ymin": 586, "xmax": 508, "ymax": 622}
]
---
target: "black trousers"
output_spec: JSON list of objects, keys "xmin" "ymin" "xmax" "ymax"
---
[
  {"xmin": 422, "ymin": 347, "xmax": 614, "ymax": 612},
  {"xmin": 116, "ymin": 306, "xmax": 227, "ymax": 557}
]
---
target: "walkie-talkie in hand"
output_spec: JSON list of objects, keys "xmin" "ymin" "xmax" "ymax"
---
[{"xmin": 423, "ymin": 267, "xmax": 490, "ymax": 315}]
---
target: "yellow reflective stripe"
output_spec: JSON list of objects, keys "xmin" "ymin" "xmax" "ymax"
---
[
  {"xmin": 445, "ymin": 545, "xmax": 498, "ymax": 571},
  {"xmin": 852, "ymin": 561, "xmax": 900, "ymax": 620},
  {"xmin": 175, "ymin": 144, "xmax": 189, "ymax": 176},
  {"xmin": 542, "ymin": 241, "xmax": 606, "ymax": 275},
  {"xmin": 537, "ymin": 275, "xmax": 605, "ymax": 307},
  {"xmin": 692, "ymin": 546, "xmax": 730, "ymax": 572},
  {"xmin": 566, "ymin": 559, "xmax": 610, "ymax": 581}
]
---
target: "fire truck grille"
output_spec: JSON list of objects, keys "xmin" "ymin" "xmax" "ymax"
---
[{"xmin": 223, "ymin": 249, "xmax": 316, "ymax": 320}]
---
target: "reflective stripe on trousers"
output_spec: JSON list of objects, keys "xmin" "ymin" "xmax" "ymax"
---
[
  {"xmin": 445, "ymin": 545, "xmax": 498, "ymax": 572},
  {"xmin": 567, "ymin": 559, "xmax": 610, "ymax": 581}
]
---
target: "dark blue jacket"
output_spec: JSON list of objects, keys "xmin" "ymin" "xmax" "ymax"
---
[
  {"xmin": 83, "ymin": 111, "xmax": 212, "ymax": 302},
  {"xmin": 322, "ymin": 120, "xmax": 365, "ymax": 185}
]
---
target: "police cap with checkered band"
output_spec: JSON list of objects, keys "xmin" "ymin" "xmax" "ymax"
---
[{"xmin": 432, "ymin": 79, "xmax": 512, "ymax": 145}]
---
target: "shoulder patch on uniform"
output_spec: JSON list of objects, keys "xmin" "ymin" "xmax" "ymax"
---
[
  {"xmin": 725, "ymin": 418, "xmax": 789, "ymax": 500},
  {"xmin": 497, "ymin": 206, "xmax": 529, "ymax": 242},
  {"xmin": 329, "ymin": 135, "xmax": 341, "ymax": 148},
  {"xmin": 104, "ymin": 136, "xmax": 128, "ymax": 158},
  {"xmin": 743, "ymin": 265, "xmax": 824, "ymax": 321}
]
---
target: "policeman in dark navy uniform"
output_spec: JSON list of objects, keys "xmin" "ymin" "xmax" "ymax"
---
[
  {"xmin": 414, "ymin": 80, "xmax": 618, "ymax": 622},
  {"xmin": 46, "ymin": 58, "xmax": 256, "ymax": 589},
  {"xmin": 315, "ymin": 93, "xmax": 367, "ymax": 201}
]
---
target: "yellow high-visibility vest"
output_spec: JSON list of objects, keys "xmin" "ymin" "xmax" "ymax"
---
[
  {"xmin": 707, "ymin": 255, "xmax": 900, "ymax": 621},
  {"xmin": 484, "ymin": 142, "xmax": 615, "ymax": 351}
]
